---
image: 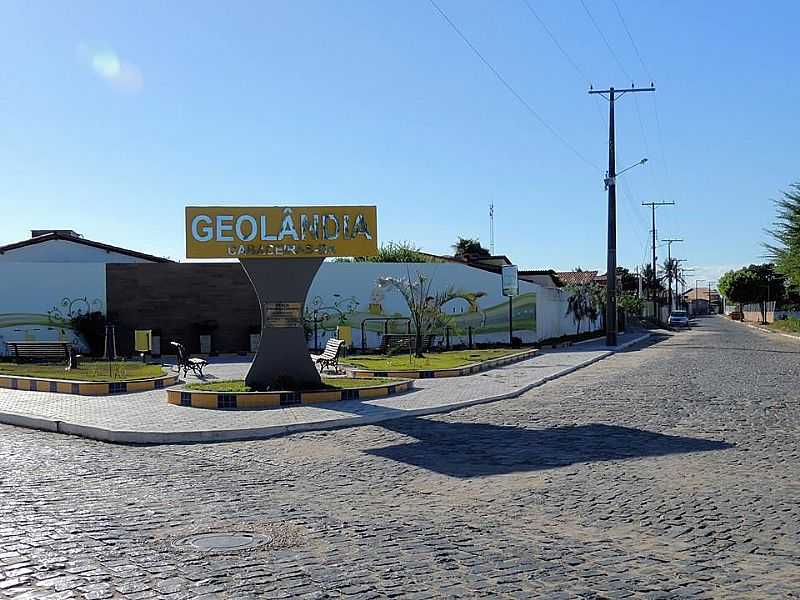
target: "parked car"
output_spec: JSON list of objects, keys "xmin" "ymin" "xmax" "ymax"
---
[{"xmin": 668, "ymin": 310, "xmax": 690, "ymax": 328}]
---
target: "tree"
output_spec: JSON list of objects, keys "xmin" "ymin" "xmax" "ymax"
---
[
  {"xmin": 718, "ymin": 264, "xmax": 786, "ymax": 323},
  {"xmin": 641, "ymin": 263, "xmax": 664, "ymax": 299},
  {"xmin": 452, "ymin": 237, "xmax": 491, "ymax": 259},
  {"xmin": 367, "ymin": 241, "xmax": 427, "ymax": 263},
  {"xmin": 565, "ymin": 283, "xmax": 598, "ymax": 336},
  {"xmin": 333, "ymin": 241, "xmax": 430, "ymax": 263},
  {"xmin": 616, "ymin": 267, "xmax": 639, "ymax": 294},
  {"xmin": 661, "ymin": 258, "xmax": 684, "ymax": 306},
  {"xmin": 69, "ymin": 311, "xmax": 106, "ymax": 356},
  {"xmin": 588, "ymin": 284, "xmax": 607, "ymax": 328},
  {"xmin": 618, "ymin": 292, "xmax": 644, "ymax": 316},
  {"xmin": 766, "ymin": 181, "xmax": 800, "ymax": 290},
  {"xmin": 376, "ymin": 271, "xmax": 456, "ymax": 357}
]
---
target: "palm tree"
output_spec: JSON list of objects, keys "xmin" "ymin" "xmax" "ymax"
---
[
  {"xmin": 565, "ymin": 284, "xmax": 598, "ymax": 335},
  {"xmin": 766, "ymin": 182, "xmax": 800, "ymax": 290},
  {"xmin": 376, "ymin": 271, "xmax": 457, "ymax": 357},
  {"xmin": 662, "ymin": 258, "xmax": 684, "ymax": 308}
]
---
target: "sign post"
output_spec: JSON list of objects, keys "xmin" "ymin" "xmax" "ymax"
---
[
  {"xmin": 185, "ymin": 206, "xmax": 378, "ymax": 390},
  {"xmin": 501, "ymin": 264, "xmax": 519, "ymax": 346}
]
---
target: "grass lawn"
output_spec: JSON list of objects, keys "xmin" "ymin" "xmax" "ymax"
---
[
  {"xmin": 186, "ymin": 377, "xmax": 403, "ymax": 392},
  {"xmin": 342, "ymin": 348, "xmax": 526, "ymax": 371},
  {"xmin": 0, "ymin": 361, "xmax": 166, "ymax": 382},
  {"xmin": 768, "ymin": 317, "xmax": 800, "ymax": 335}
]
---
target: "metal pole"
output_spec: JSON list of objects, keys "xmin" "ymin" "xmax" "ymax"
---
[
  {"xmin": 361, "ymin": 321, "xmax": 366, "ymax": 352},
  {"xmin": 313, "ymin": 311, "xmax": 319, "ymax": 352},
  {"xmin": 508, "ymin": 296, "xmax": 514, "ymax": 345}
]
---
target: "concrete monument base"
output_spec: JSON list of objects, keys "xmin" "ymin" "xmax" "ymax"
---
[{"xmin": 240, "ymin": 257, "xmax": 324, "ymax": 391}]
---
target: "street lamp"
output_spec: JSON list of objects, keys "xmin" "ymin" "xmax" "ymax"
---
[{"xmin": 605, "ymin": 158, "xmax": 647, "ymax": 190}]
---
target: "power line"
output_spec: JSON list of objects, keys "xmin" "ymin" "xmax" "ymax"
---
[
  {"xmin": 608, "ymin": 0, "xmax": 674, "ymax": 207},
  {"xmin": 522, "ymin": 0, "xmax": 589, "ymax": 84},
  {"xmin": 610, "ymin": 0, "xmax": 651, "ymax": 79},
  {"xmin": 642, "ymin": 200, "xmax": 675, "ymax": 302},
  {"xmin": 519, "ymin": 0, "xmax": 607, "ymax": 136},
  {"xmin": 578, "ymin": 0, "xmax": 632, "ymax": 81},
  {"xmin": 427, "ymin": 0, "xmax": 601, "ymax": 171},
  {"xmin": 585, "ymin": 0, "xmax": 664, "ymax": 209}
]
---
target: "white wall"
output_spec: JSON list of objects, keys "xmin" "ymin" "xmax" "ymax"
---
[
  {"xmin": 0, "ymin": 262, "xmax": 106, "ymax": 354},
  {"xmin": 308, "ymin": 262, "xmax": 539, "ymax": 348},
  {"xmin": 0, "ymin": 258, "xmax": 603, "ymax": 354},
  {"xmin": 0, "ymin": 239, "xmax": 152, "ymax": 263},
  {"xmin": 535, "ymin": 286, "xmax": 602, "ymax": 340}
]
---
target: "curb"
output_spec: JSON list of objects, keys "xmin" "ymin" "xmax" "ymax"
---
[
  {"xmin": 730, "ymin": 318, "xmax": 800, "ymax": 342},
  {"xmin": 0, "ymin": 333, "xmax": 650, "ymax": 445}
]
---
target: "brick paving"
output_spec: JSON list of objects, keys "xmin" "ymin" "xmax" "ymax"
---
[
  {"xmin": 1, "ymin": 317, "xmax": 799, "ymax": 598},
  {"xmin": 0, "ymin": 335, "xmax": 642, "ymax": 442}
]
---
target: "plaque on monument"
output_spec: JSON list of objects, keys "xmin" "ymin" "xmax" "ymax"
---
[{"xmin": 264, "ymin": 302, "xmax": 302, "ymax": 328}]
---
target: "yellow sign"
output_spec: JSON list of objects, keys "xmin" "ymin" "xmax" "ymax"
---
[
  {"xmin": 336, "ymin": 325, "xmax": 353, "ymax": 350},
  {"xmin": 185, "ymin": 206, "xmax": 378, "ymax": 259},
  {"xmin": 134, "ymin": 330, "xmax": 152, "ymax": 353}
]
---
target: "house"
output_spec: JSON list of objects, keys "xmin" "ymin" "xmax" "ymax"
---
[
  {"xmin": 519, "ymin": 270, "xmax": 562, "ymax": 289},
  {"xmin": 0, "ymin": 230, "xmax": 171, "ymax": 263},
  {"xmin": 555, "ymin": 270, "xmax": 599, "ymax": 287},
  {"xmin": 682, "ymin": 287, "xmax": 721, "ymax": 314}
]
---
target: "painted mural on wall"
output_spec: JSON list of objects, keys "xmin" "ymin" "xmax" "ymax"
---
[
  {"xmin": 0, "ymin": 263, "xmax": 106, "ymax": 355},
  {"xmin": 303, "ymin": 263, "xmax": 537, "ymax": 349}
]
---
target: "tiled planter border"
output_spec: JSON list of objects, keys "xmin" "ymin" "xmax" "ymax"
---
[
  {"xmin": 349, "ymin": 348, "xmax": 539, "ymax": 379},
  {"xmin": 0, "ymin": 373, "xmax": 179, "ymax": 396},
  {"xmin": 167, "ymin": 379, "xmax": 414, "ymax": 410}
]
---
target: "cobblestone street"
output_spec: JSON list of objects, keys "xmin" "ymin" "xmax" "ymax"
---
[{"xmin": 1, "ymin": 316, "xmax": 798, "ymax": 599}]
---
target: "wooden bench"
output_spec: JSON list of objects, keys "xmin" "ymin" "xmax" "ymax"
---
[
  {"xmin": 378, "ymin": 333, "xmax": 437, "ymax": 355},
  {"xmin": 170, "ymin": 341, "xmax": 209, "ymax": 378},
  {"xmin": 5, "ymin": 341, "xmax": 74, "ymax": 365},
  {"xmin": 313, "ymin": 338, "xmax": 345, "ymax": 373}
]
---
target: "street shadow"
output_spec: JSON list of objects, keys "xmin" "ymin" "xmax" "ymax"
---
[{"xmin": 365, "ymin": 420, "xmax": 732, "ymax": 478}]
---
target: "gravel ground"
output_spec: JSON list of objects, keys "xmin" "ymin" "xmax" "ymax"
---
[{"xmin": 1, "ymin": 316, "xmax": 798, "ymax": 599}]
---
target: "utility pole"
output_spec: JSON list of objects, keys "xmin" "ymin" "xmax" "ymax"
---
[
  {"xmin": 663, "ymin": 238, "xmax": 683, "ymax": 310},
  {"xmin": 641, "ymin": 201, "xmax": 674, "ymax": 305},
  {"xmin": 636, "ymin": 265, "xmax": 642, "ymax": 298},
  {"xmin": 708, "ymin": 281, "xmax": 716, "ymax": 314},
  {"xmin": 678, "ymin": 263, "xmax": 694, "ymax": 310},
  {"xmin": 589, "ymin": 84, "xmax": 655, "ymax": 346},
  {"xmin": 489, "ymin": 202, "xmax": 495, "ymax": 255}
]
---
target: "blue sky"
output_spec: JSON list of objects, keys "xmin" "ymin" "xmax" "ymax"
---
[{"xmin": 1, "ymin": 1, "xmax": 798, "ymax": 285}]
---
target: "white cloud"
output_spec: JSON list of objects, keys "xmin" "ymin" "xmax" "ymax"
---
[{"xmin": 686, "ymin": 265, "xmax": 739, "ymax": 287}]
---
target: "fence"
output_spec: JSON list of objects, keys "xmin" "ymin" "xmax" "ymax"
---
[{"xmin": 741, "ymin": 301, "xmax": 777, "ymax": 323}]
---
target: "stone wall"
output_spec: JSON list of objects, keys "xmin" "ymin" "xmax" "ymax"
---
[{"xmin": 106, "ymin": 263, "xmax": 259, "ymax": 355}]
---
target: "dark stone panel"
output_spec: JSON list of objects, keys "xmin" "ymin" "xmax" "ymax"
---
[{"xmin": 106, "ymin": 263, "xmax": 260, "ymax": 355}]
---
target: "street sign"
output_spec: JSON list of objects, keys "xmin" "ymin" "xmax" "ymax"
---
[
  {"xmin": 502, "ymin": 265, "xmax": 519, "ymax": 297},
  {"xmin": 185, "ymin": 205, "xmax": 378, "ymax": 259}
]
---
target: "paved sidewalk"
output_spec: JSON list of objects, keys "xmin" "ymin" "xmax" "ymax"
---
[{"xmin": 0, "ymin": 332, "xmax": 649, "ymax": 443}]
